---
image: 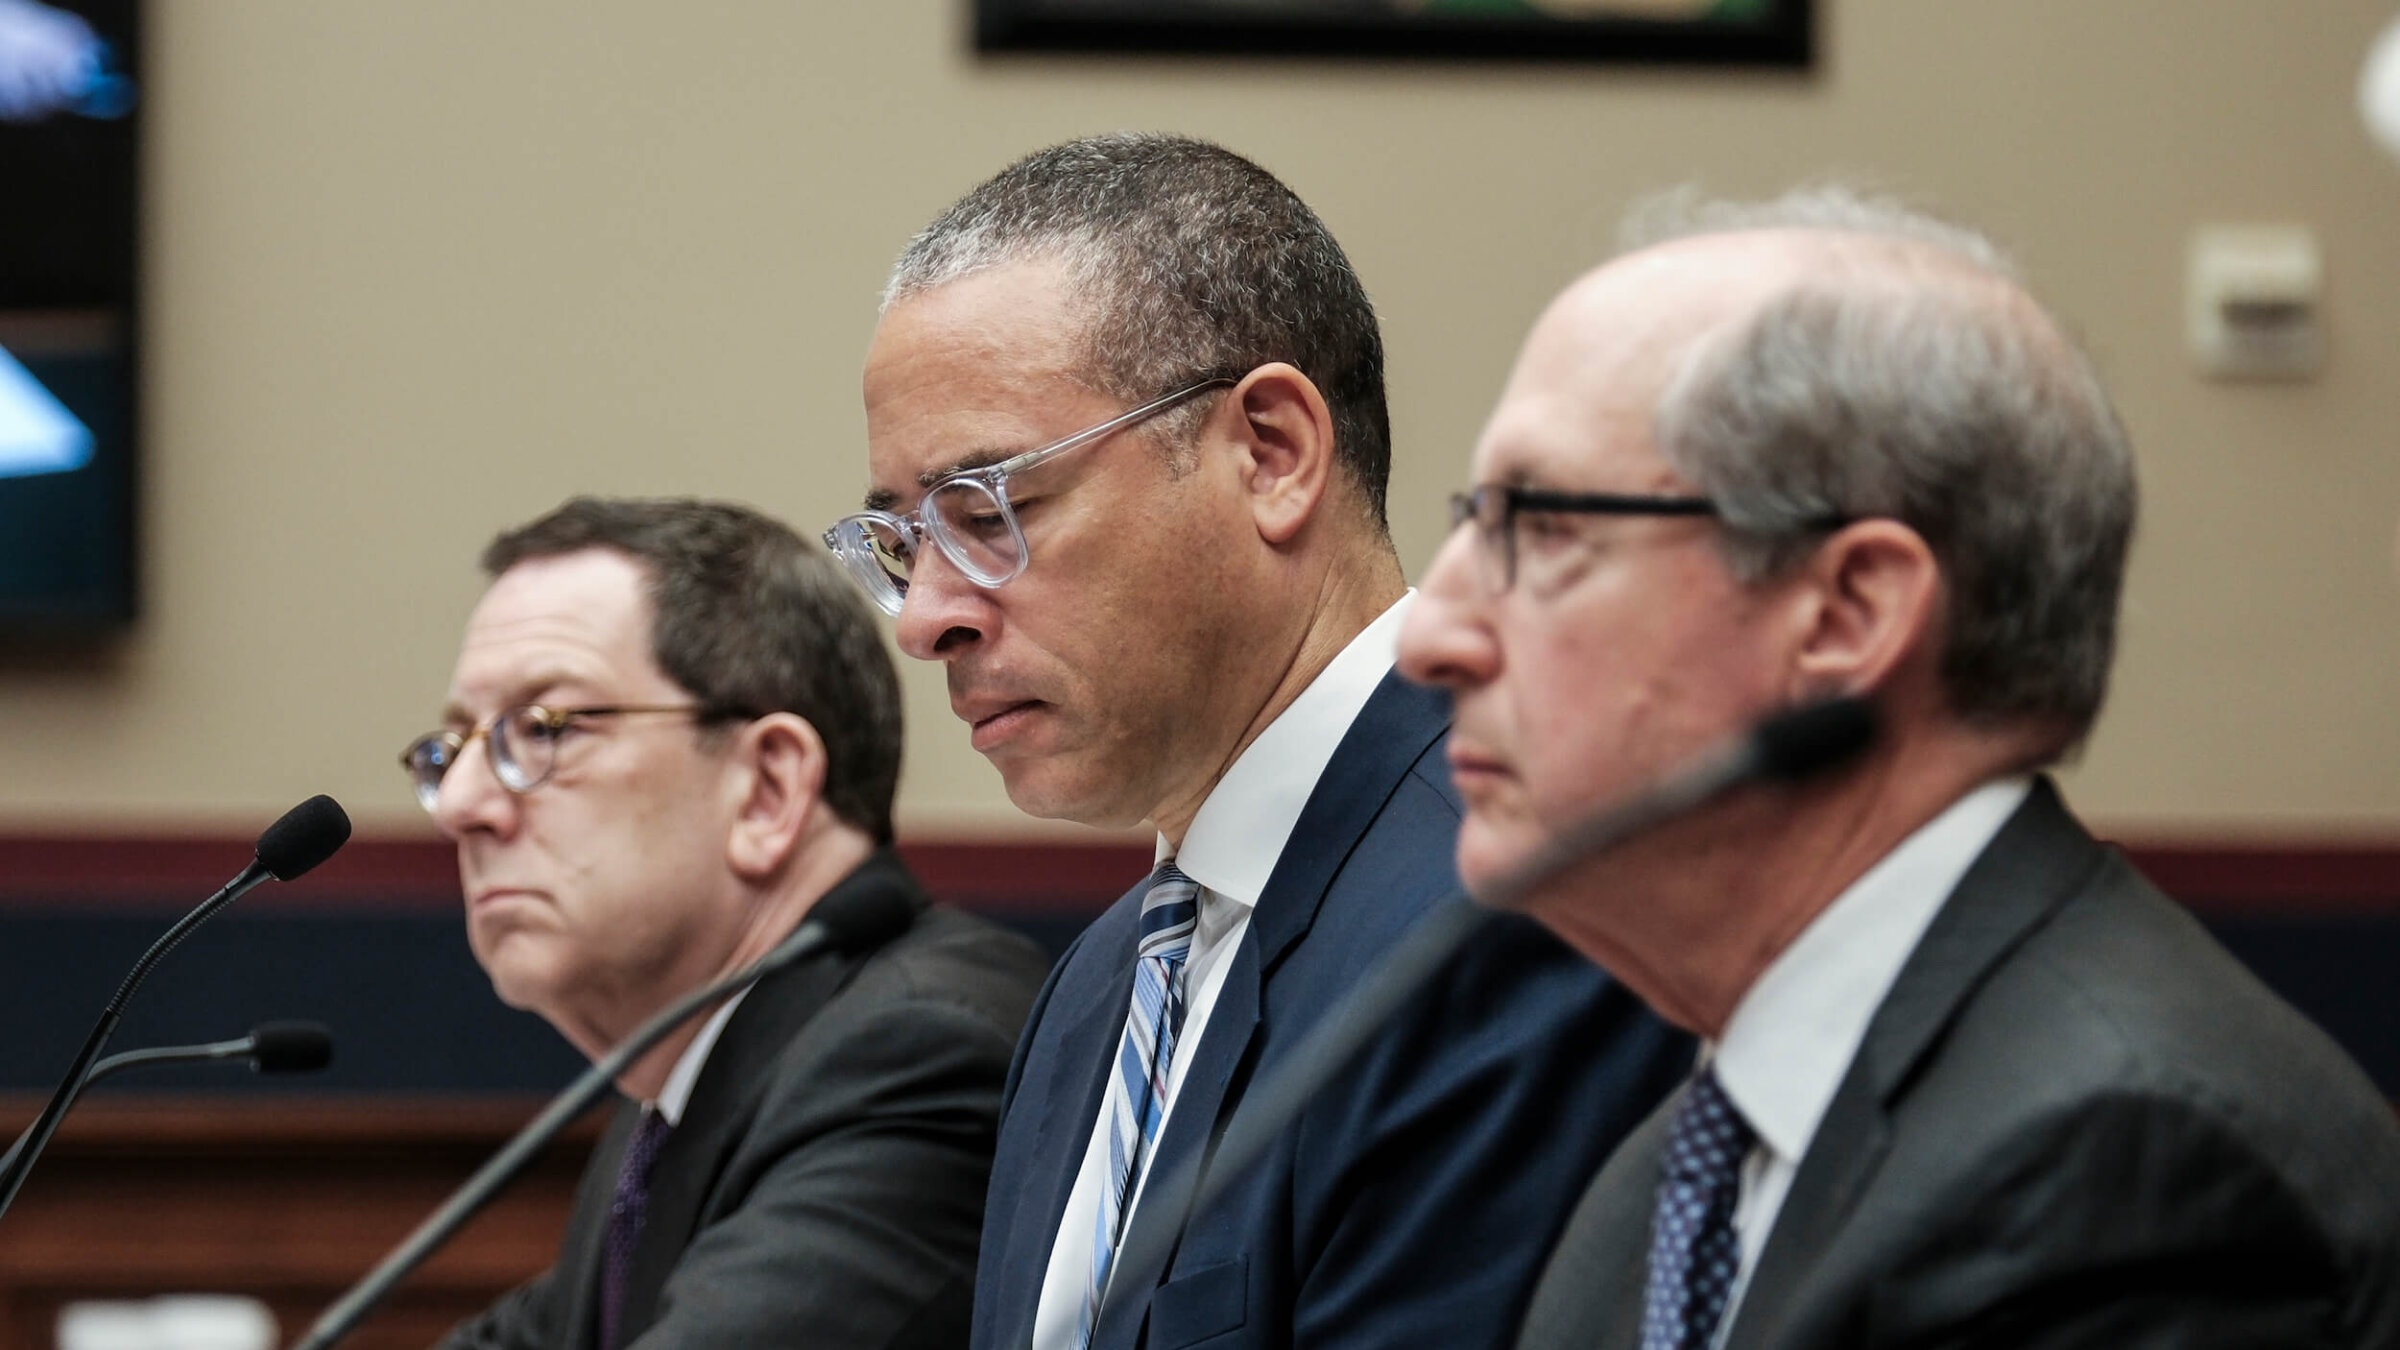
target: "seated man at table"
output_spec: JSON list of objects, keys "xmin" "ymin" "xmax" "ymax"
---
[
  {"xmin": 410, "ymin": 496, "xmax": 1050, "ymax": 1350},
  {"xmin": 1396, "ymin": 187, "xmax": 2400, "ymax": 1349}
]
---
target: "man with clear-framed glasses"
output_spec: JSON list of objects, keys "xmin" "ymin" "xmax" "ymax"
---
[
  {"xmin": 415, "ymin": 496, "xmax": 1048, "ymax": 1350},
  {"xmin": 838, "ymin": 133, "xmax": 1689, "ymax": 1350}
]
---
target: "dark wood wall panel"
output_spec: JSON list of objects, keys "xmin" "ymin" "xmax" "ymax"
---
[{"xmin": 0, "ymin": 1098, "xmax": 595, "ymax": 1350}]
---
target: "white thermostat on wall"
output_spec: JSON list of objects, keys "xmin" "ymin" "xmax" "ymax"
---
[{"xmin": 2186, "ymin": 224, "xmax": 2325, "ymax": 381}]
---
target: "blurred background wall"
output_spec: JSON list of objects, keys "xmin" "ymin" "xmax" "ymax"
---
[
  {"xmin": 0, "ymin": 0, "xmax": 2396, "ymax": 843},
  {"xmin": 0, "ymin": 6, "xmax": 2393, "ymax": 1337}
]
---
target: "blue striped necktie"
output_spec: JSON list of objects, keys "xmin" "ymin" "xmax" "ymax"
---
[{"xmin": 1077, "ymin": 861, "xmax": 1201, "ymax": 1350}]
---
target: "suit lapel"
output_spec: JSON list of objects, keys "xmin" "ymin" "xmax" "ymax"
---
[
  {"xmin": 1092, "ymin": 674, "xmax": 1450, "ymax": 1348},
  {"xmin": 1243, "ymin": 673, "xmax": 1450, "ymax": 975},
  {"xmin": 1725, "ymin": 779, "xmax": 2108, "ymax": 1347},
  {"xmin": 614, "ymin": 853, "xmax": 927, "ymax": 1342}
]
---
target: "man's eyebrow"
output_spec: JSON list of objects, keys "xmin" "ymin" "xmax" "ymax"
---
[
  {"xmin": 861, "ymin": 446, "xmax": 1025, "ymax": 512},
  {"xmin": 437, "ymin": 672, "xmax": 581, "ymax": 728}
]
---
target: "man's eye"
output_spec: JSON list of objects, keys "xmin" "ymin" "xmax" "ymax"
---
[
  {"xmin": 511, "ymin": 713, "xmax": 573, "ymax": 744},
  {"xmin": 1519, "ymin": 513, "xmax": 1581, "ymax": 544},
  {"xmin": 960, "ymin": 507, "xmax": 1015, "ymax": 537}
]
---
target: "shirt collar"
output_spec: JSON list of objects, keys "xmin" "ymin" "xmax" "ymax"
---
[
  {"xmin": 652, "ymin": 986, "xmax": 750, "ymax": 1128},
  {"xmin": 1711, "ymin": 776, "xmax": 2032, "ymax": 1167},
  {"xmin": 1159, "ymin": 592, "xmax": 1414, "ymax": 909}
]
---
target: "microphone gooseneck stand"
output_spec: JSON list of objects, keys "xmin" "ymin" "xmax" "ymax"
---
[
  {"xmin": 1088, "ymin": 698, "xmax": 1878, "ymax": 1343},
  {"xmin": 0, "ymin": 1021, "xmax": 336, "ymax": 1180},
  {"xmin": 0, "ymin": 796, "xmax": 351, "ymax": 1225}
]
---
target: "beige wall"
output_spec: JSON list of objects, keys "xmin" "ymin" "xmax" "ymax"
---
[{"xmin": 3, "ymin": 0, "xmax": 2397, "ymax": 841}]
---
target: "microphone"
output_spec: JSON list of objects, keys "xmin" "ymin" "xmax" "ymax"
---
[
  {"xmin": 291, "ymin": 880, "xmax": 918, "ymax": 1350},
  {"xmin": 83, "ymin": 1020, "xmax": 336, "ymax": 1083},
  {"xmin": 0, "ymin": 796, "xmax": 351, "ymax": 1224},
  {"xmin": 1091, "ymin": 698, "xmax": 1877, "ymax": 1341},
  {"xmin": 0, "ymin": 1022, "xmax": 335, "ymax": 1178}
]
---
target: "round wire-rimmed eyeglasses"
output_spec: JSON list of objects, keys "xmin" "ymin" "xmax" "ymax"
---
[
  {"xmin": 396, "ymin": 703, "xmax": 739, "ymax": 813},
  {"xmin": 822, "ymin": 376, "xmax": 1236, "ymax": 616}
]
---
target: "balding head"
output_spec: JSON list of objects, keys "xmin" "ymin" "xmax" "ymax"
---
[{"xmin": 1618, "ymin": 192, "xmax": 2137, "ymax": 755}]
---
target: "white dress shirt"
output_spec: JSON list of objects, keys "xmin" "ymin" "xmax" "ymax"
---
[
  {"xmin": 650, "ymin": 986, "xmax": 749, "ymax": 1128},
  {"xmin": 1029, "ymin": 593, "xmax": 1414, "ymax": 1350},
  {"xmin": 1705, "ymin": 775, "xmax": 2031, "ymax": 1341}
]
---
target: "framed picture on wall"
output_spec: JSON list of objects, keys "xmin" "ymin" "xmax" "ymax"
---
[{"xmin": 975, "ymin": 0, "xmax": 1812, "ymax": 67}]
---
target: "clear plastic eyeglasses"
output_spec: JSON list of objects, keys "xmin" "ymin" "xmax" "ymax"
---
[
  {"xmin": 823, "ymin": 377, "xmax": 1236, "ymax": 616},
  {"xmin": 396, "ymin": 703, "xmax": 724, "ymax": 813}
]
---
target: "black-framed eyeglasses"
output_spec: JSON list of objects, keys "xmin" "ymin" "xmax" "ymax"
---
[
  {"xmin": 822, "ymin": 376, "xmax": 1238, "ymax": 617},
  {"xmin": 397, "ymin": 703, "xmax": 746, "ymax": 813},
  {"xmin": 1447, "ymin": 484, "xmax": 1721, "ymax": 594}
]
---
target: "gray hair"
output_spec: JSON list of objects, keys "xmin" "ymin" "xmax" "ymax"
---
[
  {"xmin": 482, "ymin": 497, "xmax": 905, "ymax": 845},
  {"xmin": 884, "ymin": 133, "xmax": 1393, "ymax": 529},
  {"xmin": 1629, "ymin": 186, "xmax": 2137, "ymax": 746}
]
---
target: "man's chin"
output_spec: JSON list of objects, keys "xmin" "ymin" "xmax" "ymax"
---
[
  {"xmin": 995, "ymin": 761, "xmax": 1150, "ymax": 832},
  {"xmin": 1453, "ymin": 814, "xmax": 1554, "ymax": 907}
]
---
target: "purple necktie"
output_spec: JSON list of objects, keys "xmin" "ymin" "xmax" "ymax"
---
[{"xmin": 599, "ymin": 1110, "xmax": 673, "ymax": 1350}]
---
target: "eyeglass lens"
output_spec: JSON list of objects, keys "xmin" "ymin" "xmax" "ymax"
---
[
  {"xmin": 836, "ymin": 475, "xmax": 1025, "ymax": 612},
  {"xmin": 403, "ymin": 706, "xmax": 564, "ymax": 811},
  {"xmin": 1448, "ymin": 488, "xmax": 1516, "ymax": 592}
]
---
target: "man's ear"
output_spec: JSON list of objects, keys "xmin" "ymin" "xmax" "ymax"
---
[
  {"xmin": 1785, "ymin": 520, "xmax": 1943, "ymax": 702},
  {"xmin": 725, "ymin": 713, "xmax": 828, "ymax": 882},
  {"xmin": 1226, "ymin": 363, "xmax": 1338, "ymax": 545}
]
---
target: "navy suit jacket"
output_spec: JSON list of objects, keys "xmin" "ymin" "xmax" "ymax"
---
[{"xmin": 971, "ymin": 673, "xmax": 1693, "ymax": 1350}]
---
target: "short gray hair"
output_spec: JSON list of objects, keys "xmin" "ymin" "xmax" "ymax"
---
[
  {"xmin": 884, "ymin": 133, "xmax": 1393, "ymax": 529},
  {"xmin": 1629, "ymin": 186, "xmax": 2137, "ymax": 746}
]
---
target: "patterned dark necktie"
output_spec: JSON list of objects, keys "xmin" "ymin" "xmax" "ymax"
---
[
  {"xmin": 1076, "ymin": 861, "xmax": 1201, "ymax": 1350},
  {"xmin": 1641, "ymin": 1067, "xmax": 1757, "ymax": 1350},
  {"xmin": 599, "ymin": 1110, "xmax": 673, "ymax": 1350}
]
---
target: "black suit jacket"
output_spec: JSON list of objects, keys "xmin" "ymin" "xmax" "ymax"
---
[
  {"xmin": 1518, "ymin": 779, "xmax": 2400, "ymax": 1350},
  {"xmin": 441, "ymin": 852, "xmax": 1051, "ymax": 1350},
  {"xmin": 972, "ymin": 674, "xmax": 1693, "ymax": 1350}
]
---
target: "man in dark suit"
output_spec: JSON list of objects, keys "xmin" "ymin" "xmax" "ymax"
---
[
  {"xmin": 407, "ymin": 497, "xmax": 1050, "ymax": 1349},
  {"xmin": 826, "ymin": 135, "xmax": 1689, "ymax": 1350},
  {"xmin": 1397, "ymin": 187, "xmax": 2400, "ymax": 1349}
]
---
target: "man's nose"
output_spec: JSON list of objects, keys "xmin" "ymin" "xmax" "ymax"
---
[
  {"xmin": 1397, "ymin": 528, "xmax": 1501, "ymax": 691},
  {"xmin": 431, "ymin": 731, "xmax": 518, "ymax": 841},
  {"xmin": 892, "ymin": 547, "xmax": 992, "ymax": 662}
]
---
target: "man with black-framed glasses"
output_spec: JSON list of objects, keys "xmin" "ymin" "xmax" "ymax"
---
[
  {"xmin": 1398, "ymin": 187, "xmax": 2400, "ymax": 1350},
  {"xmin": 842, "ymin": 133, "xmax": 1688, "ymax": 1350},
  {"xmin": 419, "ymin": 496, "xmax": 1048, "ymax": 1350}
]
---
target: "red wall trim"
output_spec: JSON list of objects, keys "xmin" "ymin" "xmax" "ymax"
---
[
  {"xmin": 0, "ymin": 834, "xmax": 1156, "ymax": 913},
  {"xmin": 0, "ymin": 833, "xmax": 2391, "ymax": 918}
]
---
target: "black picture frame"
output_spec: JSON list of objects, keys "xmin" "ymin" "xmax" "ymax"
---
[{"xmin": 976, "ymin": 0, "xmax": 1812, "ymax": 67}]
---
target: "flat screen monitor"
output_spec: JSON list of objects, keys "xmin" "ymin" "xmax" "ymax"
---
[{"xmin": 0, "ymin": 0, "xmax": 138, "ymax": 629}]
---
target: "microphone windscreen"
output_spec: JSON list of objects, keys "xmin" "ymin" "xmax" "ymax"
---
[
  {"xmin": 249, "ymin": 1021, "xmax": 334, "ymax": 1074},
  {"xmin": 255, "ymin": 795, "xmax": 352, "ymax": 881},
  {"xmin": 805, "ymin": 883, "xmax": 917, "ymax": 954},
  {"xmin": 1752, "ymin": 697, "xmax": 1877, "ymax": 782}
]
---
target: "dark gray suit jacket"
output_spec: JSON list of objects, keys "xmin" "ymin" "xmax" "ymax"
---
[
  {"xmin": 441, "ymin": 852, "xmax": 1051, "ymax": 1350},
  {"xmin": 1518, "ymin": 779, "xmax": 2400, "ymax": 1350}
]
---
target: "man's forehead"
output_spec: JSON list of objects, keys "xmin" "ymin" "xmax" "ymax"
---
[
  {"xmin": 862, "ymin": 272, "xmax": 1111, "ymax": 505},
  {"xmin": 450, "ymin": 552, "xmax": 657, "ymax": 704},
  {"xmin": 1474, "ymin": 237, "xmax": 1800, "ymax": 486}
]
